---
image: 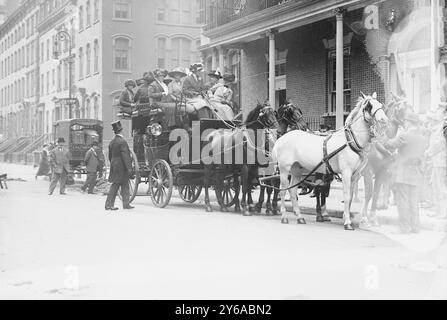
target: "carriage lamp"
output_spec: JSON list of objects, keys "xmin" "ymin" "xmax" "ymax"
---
[{"xmin": 148, "ymin": 123, "xmax": 163, "ymax": 137}]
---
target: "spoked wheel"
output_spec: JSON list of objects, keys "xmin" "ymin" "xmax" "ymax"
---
[
  {"xmin": 178, "ymin": 185, "xmax": 202, "ymax": 203},
  {"xmin": 149, "ymin": 160, "xmax": 173, "ymax": 208},
  {"xmin": 215, "ymin": 175, "xmax": 239, "ymax": 208},
  {"xmin": 118, "ymin": 150, "xmax": 140, "ymax": 203}
]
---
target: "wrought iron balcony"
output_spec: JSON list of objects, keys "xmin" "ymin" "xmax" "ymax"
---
[{"xmin": 203, "ymin": 0, "xmax": 297, "ymax": 31}]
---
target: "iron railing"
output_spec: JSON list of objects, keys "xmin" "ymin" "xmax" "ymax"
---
[{"xmin": 203, "ymin": 0, "xmax": 296, "ymax": 31}]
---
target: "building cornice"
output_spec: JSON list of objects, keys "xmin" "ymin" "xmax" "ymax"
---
[
  {"xmin": 202, "ymin": 0, "xmax": 385, "ymax": 48},
  {"xmin": 36, "ymin": 0, "xmax": 77, "ymax": 34},
  {"xmin": 0, "ymin": 0, "xmax": 38, "ymax": 38}
]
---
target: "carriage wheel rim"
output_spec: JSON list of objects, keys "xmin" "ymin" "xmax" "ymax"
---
[
  {"xmin": 179, "ymin": 185, "xmax": 202, "ymax": 203},
  {"xmin": 149, "ymin": 160, "xmax": 173, "ymax": 208}
]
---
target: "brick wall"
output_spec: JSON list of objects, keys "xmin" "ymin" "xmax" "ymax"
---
[{"xmin": 238, "ymin": 7, "xmax": 399, "ymax": 122}]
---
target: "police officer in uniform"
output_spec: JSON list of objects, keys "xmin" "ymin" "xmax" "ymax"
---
[{"xmin": 105, "ymin": 121, "xmax": 135, "ymax": 211}]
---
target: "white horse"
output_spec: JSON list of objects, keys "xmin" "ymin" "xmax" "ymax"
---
[{"xmin": 272, "ymin": 93, "xmax": 389, "ymax": 231}]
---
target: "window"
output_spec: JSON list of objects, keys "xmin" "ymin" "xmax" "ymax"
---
[
  {"xmin": 79, "ymin": 6, "xmax": 84, "ymax": 30},
  {"xmin": 46, "ymin": 71, "xmax": 50, "ymax": 94},
  {"xmin": 157, "ymin": 7, "xmax": 166, "ymax": 22},
  {"xmin": 171, "ymin": 37, "xmax": 191, "ymax": 68},
  {"xmin": 94, "ymin": 40, "xmax": 99, "ymax": 73},
  {"xmin": 327, "ymin": 48, "xmax": 351, "ymax": 114},
  {"xmin": 46, "ymin": 39, "xmax": 50, "ymax": 61},
  {"xmin": 86, "ymin": 43, "xmax": 91, "ymax": 76},
  {"xmin": 157, "ymin": 37, "xmax": 166, "ymax": 68},
  {"xmin": 86, "ymin": 1, "xmax": 91, "ymax": 26},
  {"xmin": 79, "ymin": 47, "xmax": 84, "ymax": 79},
  {"xmin": 41, "ymin": 73, "xmax": 44, "ymax": 95},
  {"xmin": 94, "ymin": 0, "xmax": 99, "ymax": 22},
  {"xmin": 114, "ymin": 37, "xmax": 130, "ymax": 71},
  {"xmin": 114, "ymin": 1, "xmax": 131, "ymax": 20},
  {"xmin": 57, "ymin": 64, "xmax": 62, "ymax": 91},
  {"xmin": 94, "ymin": 97, "xmax": 99, "ymax": 119}
]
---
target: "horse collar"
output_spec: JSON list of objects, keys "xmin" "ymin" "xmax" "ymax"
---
[{"xmin": 345, "ymin": 125, "xmax": 364, "ymax": 155}]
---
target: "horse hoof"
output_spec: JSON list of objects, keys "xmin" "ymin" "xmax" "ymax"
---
[
  {"xmin": 316, "ymin": 216, "xmax": 326, "ymax": 223},
  {"xmin": 206, "ymin": 206, "xmax": 213, "ymax": 213},
  {"xmin": 266, "ymin": 209, "xmax": 273, "ymax": 216},
  {"xmin": 255, "ymin": 204, "xmax": 262, "ymax": 214},
  {"xmin": 249, "ymin": 206, "xmax": 256, "ymax": 213},
  {"xmin": 221, "ymin": 207, "xmax": 229, "ymax": 213},
  {"xmin": 243, "ymin": 211, "xmax": 253, "ymax": 217},
  {"xmin": 281, "ymin": 218, "xmax": 289, "ymax": 224},
  {"xmin": 234, "ymin": 206, "xmax": 241, "ymax": 213},
  {"xmin": 344, "ymin": 224, "xmax": 355, "ymax": 231},
  {"xmin": 297, "ymin": 218, "xmax": 307, "ymax": 225},
  {"xmin": 272, "ymin": 209, "xmax": 279, "ymax": 216}
]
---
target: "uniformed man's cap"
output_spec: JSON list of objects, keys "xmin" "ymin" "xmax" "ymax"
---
[{"xmin": 111, "ymin": 121, "xmax": 123, "ymax": 133}]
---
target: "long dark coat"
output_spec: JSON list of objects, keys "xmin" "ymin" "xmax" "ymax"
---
[
  {"xmin": 36, "ymin": 148, "xmax": 50, "ymax": 176},
  {"xmin": 108, "ymin": 135, "xmax": 133, "ymax": 184}
]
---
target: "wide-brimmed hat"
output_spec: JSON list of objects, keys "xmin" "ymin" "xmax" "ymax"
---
[
  {"xmin": 154, "ymin": 69, "xmax": 169, "ymax": 77},
  {"xmin": 124, "ymin": 79, "xmax": 136, "ymax": 88},
  {"xmin": 190, "ymin": 63, "xmax": 204, "ymax": 72},
  {"xmin": 111, "ymin": 121, "xmax": 123, "ymax": 134},
  {"xmin": 208, "ymin": 70, "xmax": 222, "ymax": 79},
  {"xmin": 223, "ymin": 73, "xmax": 236, "ymax": 83},
  {"xmin": 57, "ymin": 137, "xmax": 65, "ymax": 144},
  {"xmin": 168, "ymin": 67, "xmax": 187, "ymax": 78}
]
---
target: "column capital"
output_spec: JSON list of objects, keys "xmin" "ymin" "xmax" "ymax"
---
[
  {"xmin": 265, "ymin": 29, "xmax": 277, "ymax": 40},
  {"xmin": 333, "ymin": 7, "xmax": 346, "ymax": 20}
]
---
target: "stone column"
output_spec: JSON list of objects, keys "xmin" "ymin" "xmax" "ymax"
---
[
  {"xmin": 267, "ymin": 29, "xmax": 276, "ymax": 108},
  {"xmin": 218, "ymin": 46, "xmax": 225, "ymax": 74},
  {"xmin": 335, "ymin": 8, "xmax": 345, "ymax": 129},
  {"xmin": 431, "ymin": 0, "xmax": 441, "ymax": 110},
  {"xmin": 211, "ymin": 48, "xmax": 218, "ymax": 71}
]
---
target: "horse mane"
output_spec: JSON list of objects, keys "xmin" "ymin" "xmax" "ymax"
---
[
  {"xmin": 278, "ymin": 103, "xmax": 308, "ymax": 130},
  {"xmin": 345, "ymin": 97, "xmax": 365, "ymax": 125},
  {"xmin": 246, "ymin": 103, "xmax": 263, "ymax": 125}
]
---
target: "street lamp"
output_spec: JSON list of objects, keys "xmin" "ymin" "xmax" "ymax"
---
[{"xmin": 53, "ymin": 30, "xmax": 74, "ymax": 119}]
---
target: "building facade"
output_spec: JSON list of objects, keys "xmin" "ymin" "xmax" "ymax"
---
[
  {"xmin": 0, "ymin": 0, "xmax": 201, "ymax": 142},
  {"xmin": 200, "ymin": 0, "xmax": 445, "ymax": 129},
  {"xmin": 0, "ymin": 0, "xmax": 39, "ymax": 139}
]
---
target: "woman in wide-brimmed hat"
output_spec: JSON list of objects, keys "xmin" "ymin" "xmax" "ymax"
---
[
  {"xmin": 118, "ymin": 79, "xmax": 137, "ymax": 116},
  {"xmin": 206, "ymin": 70, "xmax": 223, "ymax": 98},
  {"xmin": 168, "ymin": 67, "xmax": 187, "ymax": 101},
  {"xmin": 208, "ymin": 73, "xmax": 236, "ymax": 120},
  {"xmin": 149, "ymin": 69, "xmax": 170, "ymax": 103}
]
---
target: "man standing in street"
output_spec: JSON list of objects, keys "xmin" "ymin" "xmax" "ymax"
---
[
  {"xmin": 105, "ymin": 121, "xmax": 135, "ymax": 211},
  {"xmin": 81, "ymin": 141, "xmax": 104, "ymax": 194},
  {"xmin": 386, "ymin": 112, "xmax": 429, "ymax": 234},
  {"xmin": 49, "ymin": 138, "xmax": 71, "ymax": 196}
]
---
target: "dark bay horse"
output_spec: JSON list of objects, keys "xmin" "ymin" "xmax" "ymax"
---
[
  {"xmin": 256, "ymin": 101, "xmax": 308, "ymax": 216},
  {"xmin": 202, "ymin": 102, "xmax": 279, "ymax": 214}
]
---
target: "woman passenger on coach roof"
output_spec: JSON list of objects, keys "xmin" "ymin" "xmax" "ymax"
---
[
  {"xmin": 206, "ymin": 70, "xmax": 223, "ymax": 98},
  {"xmin": 148, "ymin": 69, "xmax": 170, "ymax": 104},
  {"xmin": 182, "ymin": 63, "xmax": 205, "ymax": 98},
  {"xmin": 134, "ymin": 71, "xmax": 154, "ymax": 106},
  {"xmin": 168, "ymin": 67, "xmax": 187, "ymax": 102},
  {"xmin": 118, "ymin": 79, "xmax": 137, "ymax": 116},
  {"xmin": 213, "ymin": 73, "xmax": 236, "ymax": 109}
]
